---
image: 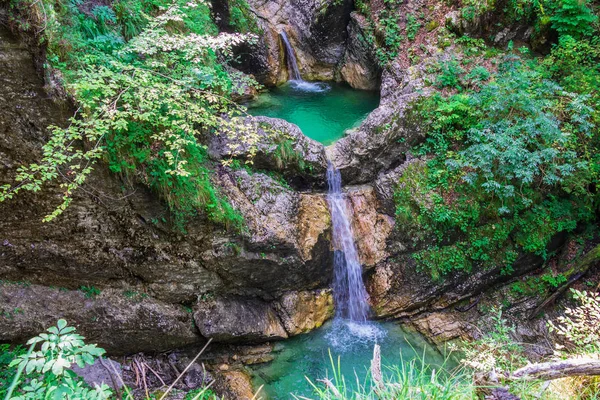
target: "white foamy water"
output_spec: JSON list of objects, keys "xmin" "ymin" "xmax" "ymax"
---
[
  {"xmin": 325, "ymin": 319, "xmax": 386, "ymax": 352},
  {"xmin": 280, "ymin": 31, "xmax": 331, "ymax": 93},
  {"xmin": 289, "ymin": 80, "xmax": 331, "ymax": 92},
  {"xmin": 280, "ymin": 31, "xmax": 302, "ymax": 81}
]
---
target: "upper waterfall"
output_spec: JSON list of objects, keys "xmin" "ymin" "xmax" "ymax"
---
[
  {"xmin": 279, "ymin": 31, "xmax": 330, "ymax": 92},
  {"xmin": 280, "ymin": 31, "xmax": 302, "ymax": 81}
]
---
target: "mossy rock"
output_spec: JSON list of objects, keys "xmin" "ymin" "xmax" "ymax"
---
[{"xmin": 426, "ymin": 20, "xmax": 440, "ymax": 32}]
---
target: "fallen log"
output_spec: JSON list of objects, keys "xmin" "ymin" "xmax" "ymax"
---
[{"xmin": 511, "ymin": 357, "xmax": 600, "ymax": 381}]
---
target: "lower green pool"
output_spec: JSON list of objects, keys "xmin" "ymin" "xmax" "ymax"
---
[
  {"xmin": 246, "ymin": 81, "xmax": 379, "ymax": 145},
  {"xmin": 249, "ymin": 320, "xmax": 448, "ymax": 399}
]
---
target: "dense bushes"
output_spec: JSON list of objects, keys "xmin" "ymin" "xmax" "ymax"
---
[{"xmin": 396, "ymin": 48, "xmax": 599, "ymax": 278}]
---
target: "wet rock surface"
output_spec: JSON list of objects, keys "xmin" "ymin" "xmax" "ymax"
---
[
  {"xmin": 327, "ymin": 58, "xmax": 431, "ymax": 184},
  {"xmin": 274, "ymin": 289, "xmax": 334, "ymax": 335},
  {"xmin": 208, "ymin": 116, "xmax": 328, "ymax": 189},
  {"xmin": 346, "ymin": 186, "xmax": 394, "ymax": 267}
]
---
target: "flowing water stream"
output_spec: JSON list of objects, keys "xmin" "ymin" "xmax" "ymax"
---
[
  {"xmin": 280, "ymin": 32, "xmax": 302, "ymax": 81},
  {"xmin": 247, "ymin": 37, "xmax": 443, "ymax": 399},
  {"xmin": 327, "ymin": 164, "xmax": 370, "ymax": 322}
]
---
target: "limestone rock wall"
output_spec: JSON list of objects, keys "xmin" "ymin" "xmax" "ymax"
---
[{"xmin": 0, "ymin": 22, "xmax": 337, "ymax": 354}]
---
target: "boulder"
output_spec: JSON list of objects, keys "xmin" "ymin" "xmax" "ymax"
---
[
  {"xmin": 409, "ymin": 312, "xmax": 472, "ymax": 345},
  {"xmin": 297, "ymin": 194, "xmax": 331, "ymax": 261},
  {"xmin": 346, "ymin": 185, "xmax": 394, "ymax": 267},
  {"xmin": 206, "ymin": 170, "xmax": 333, "ymax": 298},
  {"xmin": 218, "ymin": 370, "xmax": 256, "ymax": 400},
  {"xmin": 208, "ymin": 116, "xmax": 328, "ymax": 189},
  {"xmin": 326, "ymin": 92, "xmax": 426, "ymax": 184},
  {"xmin": 328, "ymin": 51, "xmax": 437, "ymax": 184},
  {"xmin": 71, "ymin": 359, "xmax": 123, "ymax": 390},
  {"xmin": 275, "ymin": 289, "xmax": 334, "ymax": 335},
  {"xmin": 194, "ymin": 296, "xmax": 288, "ymax": 343}
]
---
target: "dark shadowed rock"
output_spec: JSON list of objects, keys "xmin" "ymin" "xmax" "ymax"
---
[
  {"xmin": 72, "ymin": 359, "xmax": 123, "ymax": 390},
  {"xmin": 0, "ymin": 285, "xmax": 200, "ymax": 354},
  {"xmin": 194, "ymin": 296, "xmax": 288, "ymax": 343},
  {"xmin": 244, "ymin": 0, "xmax": 353, "ymax": 84},
  {"xmin": 326, "ymin": 93, "xmax": 425, "ymax": 184}
]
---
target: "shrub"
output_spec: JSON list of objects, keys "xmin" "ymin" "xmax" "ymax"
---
[
  {"xmin": 79, "ymin": 285, "xmax": 101, "ymax": 299},
  {"xmin": 549, "ymin": 0, "xmax": 598, "ymax": 39},
  {"xmin": 405, "ymin": 13, "xmax": 421, "ymax": 41},
  {"xmin": 548, "ymin": 289, "xmax": 600, "ymax": 354},
  {"xmin": 4, "ymin": 319, "xmax": 111, "ymax": 399},
  {"xmin": 1, "ymin": 0, "xmax": 260, "ymax": 230},
  {"xmin": 461, "ymin": 308, "xmax": 527, "ymax": 374},
  {"xmin": 435, "ymin": 59, "xmax": 465, "ymax": 90}
]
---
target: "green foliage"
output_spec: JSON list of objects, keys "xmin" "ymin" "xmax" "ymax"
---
[
  {"xmin": 225, "ymin": 0, "xmax": 260, "ymax": 34},
  {"xmin": 549, "ymin": 0, "xmax": 597, "ymax": 39},
  {"xmin": 462, "ymin": 308, "xmax": 527, "ymax": 373},
  {"xmin": 405, "ymin": 13, "xmax": 421, "ymax": 41},
  {"xmin": 542, "ymin": 35, "xmax": 600, "ymax": 113},
  {"xmin": 376, "ymin": 6, "xmax": 403, "ymax": 64},
  {"xmin": 510, "ymin": 272, "xmax": 567, "ymax": 296},
  {"xmin": 464, "ymin": 66, "xmax": 490, "ymax": 87},
  {"xmin": 397, "ymin": 55, "xmax": 598, "ymax": 278},
  {"xmin": 1, "ymin": 0, "xmax": 263, "ymax": 230},
  {"xmin": 305, "ymin": 350, "xmax": 473, "ymax": 399},
  {"xmin": 6, "ymin": 319, "xmax": 111, "ymax": 399},
  {"xmin": 184, "ymin": 387, "xmax": 218, "ymax": 400},
  {"xmin": 0, "ymin": 345, "xmax": 25, "ymax": 398},
  {"xmin": 435, "ymin": 59, "xmax": 464, "ymax": 90},
  {"xmin": 548, "ymin": 289, "xmax": 600, "ymax": 354},
  {"xmin": 355, "ymin": 0, "xmax": 425, "ymax": 66},
  {"xmin": 79, "ymin": 285, "xmax": 101, "ymax": 299},
  {"xmin": 123, "ymin": 290, "xmax": 148, "ymax": 302},
  {"xmin": 458, "ymin": 0, "xmax": 598, "ymax": 40}
]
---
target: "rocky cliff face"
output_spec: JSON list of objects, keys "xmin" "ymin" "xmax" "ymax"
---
[
  {"xmin": 242, "ymin": 0, "xmax": 353, "ymax": 84},
  {"xmin": 0, "ymin": 22, "xmax": 337, "ymax": 354}
]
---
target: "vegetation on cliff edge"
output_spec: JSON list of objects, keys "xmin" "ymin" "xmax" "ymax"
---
[
  {"xmin": 394, "ymin": 1, "xmax": 599, "ymax": 279},
  {"xmin": 1, "ymin": 0, "xmax": 262, "ymax": 230}
]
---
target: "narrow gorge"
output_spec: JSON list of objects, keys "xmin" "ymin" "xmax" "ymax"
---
[{"xmin": 1, "ymin": 0, "xmax": 600, "ymax": 399}]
